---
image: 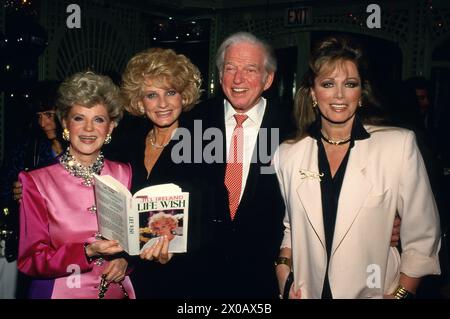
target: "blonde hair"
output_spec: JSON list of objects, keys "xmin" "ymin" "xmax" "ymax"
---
[
  {"xmin": 121, "ymin": 48, "xmax": 202, "ymax": 116},
  {"xmin": 293, "ymin": 36, "xmax": 384, "ymax": 140},
  {"xmin": 149, "ymin": 212, "xmax": 179, "ymax": 232},
  {"xmin": 56, "ymin": 71, "xmax": 124, "ymax": 124}
]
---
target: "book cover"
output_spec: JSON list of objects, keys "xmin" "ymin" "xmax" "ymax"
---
[{"xmin": 93, "ymin": 174, "xmax": 189, "ymax": 255}]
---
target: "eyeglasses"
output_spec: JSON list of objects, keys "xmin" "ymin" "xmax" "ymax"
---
[{"xmin": 36, "ymin": 111, "xmax": 56, "ymax": 120}]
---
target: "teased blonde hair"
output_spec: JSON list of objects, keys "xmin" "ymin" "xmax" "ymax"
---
[{"xmin": 121, "ymin": 48, "xmax": 202, "ymax": 116}]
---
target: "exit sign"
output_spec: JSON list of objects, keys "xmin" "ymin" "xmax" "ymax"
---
[{"xmin": 285, "ymin": 7, "xmax": 312, "ymax": 27}]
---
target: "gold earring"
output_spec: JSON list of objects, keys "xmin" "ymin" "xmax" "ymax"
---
[
  {"xmin": 62, "ymin": 128, "xmax": 70, "ymax": 141},
  {"xmin": 104, "ymin": 133, "xmax": 112, "ymax": 145},
  {"xmin": 312, "ymin": 100, "xmax": 318, "ymax": 108}
]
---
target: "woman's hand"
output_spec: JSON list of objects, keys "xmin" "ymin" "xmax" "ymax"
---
[
  {"xmin": 85, "ymin": 240, "xmax": 123, "ymax": 258},
  {"xmin": 390, "ymin": 215, "xmax": 401, "ymax": 247},
  {"xmin": 288, "ymin": 285, "xmax": 302, "ymax": 299},
  {"xmin": 102, "ymin": 258, "xmax": 128, "ymax": 283},
  {"xmin": 139, "ymin": 235, "xmax": 173, "ymax": 264},
  {"xmin": 12, "ymin": 181, "xmax": 23, "ymax": 201},
  {"xmin": 275, "ymin": 265, "xmax": 302, "ymax": 299},
  {"xmin": 276, "ymin": 264, "xmax": 291, "ymax": 298}
]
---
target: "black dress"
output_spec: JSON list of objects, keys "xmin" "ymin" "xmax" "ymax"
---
[{"xmin": 124, "ymin": 116, "xmax": 210, "ymax": 299}]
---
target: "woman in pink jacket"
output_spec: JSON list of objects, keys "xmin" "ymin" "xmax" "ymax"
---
[{"xmin": 18, "ymin": 71, "xmax": 135, "ymax": 299}]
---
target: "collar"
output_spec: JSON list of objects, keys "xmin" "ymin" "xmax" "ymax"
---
[
  {"xmin": 310, "ymin": 115, "xmax": 370, "ymax": 148},
  {"xmin": 224, "ymin": 97, "xmax": 266, "ymax": 126}
]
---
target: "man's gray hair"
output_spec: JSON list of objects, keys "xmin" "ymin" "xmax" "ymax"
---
[{"xmin": 215, "ymin": 32, "xmax": 277, "ymax": 78}]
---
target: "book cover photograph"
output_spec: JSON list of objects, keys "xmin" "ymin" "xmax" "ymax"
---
[
  {"xmin": 93, "ymin": 174, "xmax": 189, "ymax": 255},
  {"xmin": 139, "ymin": 209, "xmax": 185, "ymax": 253}
]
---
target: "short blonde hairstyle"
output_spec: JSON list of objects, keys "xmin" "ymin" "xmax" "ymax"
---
[
  {"xmin": 121, "ymin": 48, "xmax": 202, "ymax": 116},
  {"xmin": 56, "ymin": 71, "xmax": 123, "ymax": 124}
]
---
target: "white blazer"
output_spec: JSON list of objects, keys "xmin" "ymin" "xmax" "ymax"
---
[{"xmin": 275, "ymin": 126, "xmax": 441, "ymax": 299}]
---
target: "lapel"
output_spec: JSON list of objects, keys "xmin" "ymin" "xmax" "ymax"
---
[
  {"xmin": 236, "ymin": 103, "xmax": 274, "ymax": 216},
  {"xmin": 203, "ymin": 98, "xmax": 227, "ymax": 183},
  {"xmin": 295, "ymin": 138, "xmax": 326, "ymax": 248},
  {"xmin": 331, "ymin": 138, "xmax": 372, "ymax": 256},
  {"xmin": 216, "ymin": 101, "xmax": 227, "ymax": 181},
  {"xmin": 204, "ymin": 99, "xmax": 230, "ymax": 222}
]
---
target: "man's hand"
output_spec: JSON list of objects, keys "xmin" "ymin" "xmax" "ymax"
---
[
  {"xmin": 12, "ymin": 181, "xmax": 22, "ymax": 202},
  {"xmin": 391, "ymin": 215, "xmax": 401, "ymax": 247}
]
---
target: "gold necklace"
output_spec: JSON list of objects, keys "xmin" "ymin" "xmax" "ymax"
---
[
  {"xmin": 320, "ymin": 130, "xmax": 351, "ymax": 146},
  {"xmin": 148, "ymin": 130, "xmax": 170, "ymax": 149}
]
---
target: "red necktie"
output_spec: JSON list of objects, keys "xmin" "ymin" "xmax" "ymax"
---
[{"xmin": 224, "ymin": 114, "xmax": 248, "ymax": 220}]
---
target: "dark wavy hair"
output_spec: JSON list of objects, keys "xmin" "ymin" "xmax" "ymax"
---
[{"xmin": 293, "ymin": 36, "xmax": 385, "ymax": 140}]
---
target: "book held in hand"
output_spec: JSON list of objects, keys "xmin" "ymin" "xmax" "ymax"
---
[{"xmin": 93, "ymin": 174, "xmax": 189, "ymax": 255}]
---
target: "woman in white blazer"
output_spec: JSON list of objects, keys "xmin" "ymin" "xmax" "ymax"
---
[{"xmin": 274, "ymin": 36, "xmax": 441, "ymax": 299}]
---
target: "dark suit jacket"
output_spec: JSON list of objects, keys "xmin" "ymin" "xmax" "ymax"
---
[{"xmin": 189, "ymin": 97, "xmax": 294, "ymax": 298}]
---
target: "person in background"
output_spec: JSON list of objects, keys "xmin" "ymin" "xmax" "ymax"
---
[
  {"xmin": 394, "ymin": 77, "xmax": 442, "ymax": 192},
  {"xmin": 18, "ymin": 71, "xmax": 135, "ymax": 299},
  {"xmin": 404, "ymin": 77, "xmax": 432, "ymax": 131},
  {"xmin": 275, "ymin": 36, "xmax": 440, "ymax": 299},
  {"xmin": 0, "ymin": 80, "xmax": 64, "ymax": 299}
]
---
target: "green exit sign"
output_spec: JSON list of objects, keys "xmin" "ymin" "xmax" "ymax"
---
[{"xmin": 285, "ymin": 7, "xmax": 312, "ymax": 27}]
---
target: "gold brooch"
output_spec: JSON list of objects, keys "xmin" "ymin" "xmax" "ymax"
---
[{"xmin": 299, "ymin": 169, "xmax": 324, "ymax": 181}]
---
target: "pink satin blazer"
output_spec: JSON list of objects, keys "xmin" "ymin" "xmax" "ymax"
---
[{"xmin": 18, "ymin": 160, "xmax": 136, "ymax": 299}]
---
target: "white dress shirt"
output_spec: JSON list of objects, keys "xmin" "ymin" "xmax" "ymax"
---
[{"xmin": 224, "ymin": 98, "xmax": 266, "ymax": 202}]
